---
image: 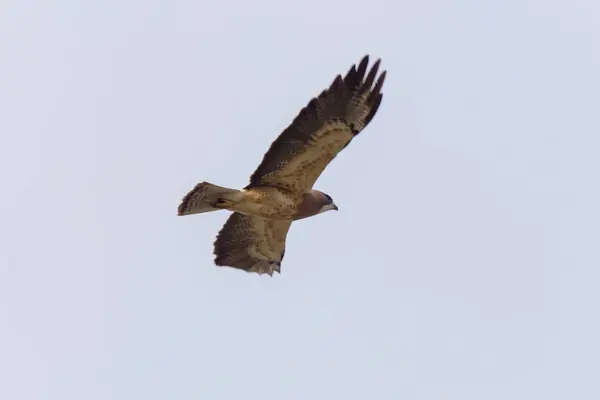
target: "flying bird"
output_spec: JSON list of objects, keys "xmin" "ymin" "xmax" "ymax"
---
[{"xmin": 178, "ymin": 55, "xmax": 386, "ymax": 276}]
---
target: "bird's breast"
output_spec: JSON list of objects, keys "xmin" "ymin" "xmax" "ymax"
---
[{"xmin": 233, "ymin": 187, "xmax": 300, "ymax": 220}]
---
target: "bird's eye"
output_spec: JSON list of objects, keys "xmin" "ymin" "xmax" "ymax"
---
[{"xmin": 324, "ymin": 194, "xmax": 332, "ymax": 202}]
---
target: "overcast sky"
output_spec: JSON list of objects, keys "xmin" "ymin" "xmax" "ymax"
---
[{"xmin": 1, "ymin": 1, "xmax": 599, "ymax": 399}]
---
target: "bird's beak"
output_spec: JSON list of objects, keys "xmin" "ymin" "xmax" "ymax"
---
[{"xmin": 332, "ymin": 203, "xmax": 339, "ymax": 211}]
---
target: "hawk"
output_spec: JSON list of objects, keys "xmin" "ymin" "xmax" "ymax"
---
[{"xmin": 178, "ymin": 55, "xmax": 386, "ymax": 276}]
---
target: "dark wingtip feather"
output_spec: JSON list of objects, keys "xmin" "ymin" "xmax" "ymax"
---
[
  {"xmin": 372, "ymin": 70, "xmax": 386, "ymax": 95},
  {"xmin": 344, "ymin": 55, "xmax": 371, "ymax": 89},
  {"xmin": 356, "ymin": 55, "xmax": 370, "ymax": 78},
  {"xmin": 362, "ymin": 59, "xmax": 381, "ymax": 90},
  {"xmin": 330, "ymin": 75, "xmax": 343, "ymax": 90}
]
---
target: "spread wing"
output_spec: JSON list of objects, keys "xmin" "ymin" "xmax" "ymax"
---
[
  {"xmin": 213, "ymin": 212, "xmax": 292, "ymax": 276},
  {"xmin": 246, "ymin": 55, "xmax": 386, "ymax": 194}
]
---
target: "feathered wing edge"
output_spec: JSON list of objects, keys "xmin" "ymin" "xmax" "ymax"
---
[{"xmin": 213, "ymin": 212, "xmax": 292, "ymax": 276}]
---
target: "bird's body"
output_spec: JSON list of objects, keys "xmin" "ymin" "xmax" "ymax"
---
[
  {"xmin": 238, "ymin": 187, "xmax": 297, "ymax": 220},
  {"xmin": 178, "ymin": 55, "xmax": 386, "ymax": 275},
  {"xmin": 178, "ymin": 183, "xmax": 334, "ymax": 221}
]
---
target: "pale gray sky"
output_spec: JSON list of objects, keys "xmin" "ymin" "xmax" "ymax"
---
[{"xmin": 1, "ymin": 1, "xmax": 599, "ymax": 399}]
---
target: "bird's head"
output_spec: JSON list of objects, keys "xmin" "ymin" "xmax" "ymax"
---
[{"xmin": 314, "ymin": 190, "xmax": 339, "ymax": 214}]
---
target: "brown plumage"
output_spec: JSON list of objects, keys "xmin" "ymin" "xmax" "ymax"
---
[{"xmin": 178, "ymin": 55, "xmax": 386, "ymax": 275}]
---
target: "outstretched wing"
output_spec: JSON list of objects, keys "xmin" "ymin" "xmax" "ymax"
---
[
  {"xmin": 213, "ymin": 213, "xmax": 292, "ymax": 276},
  {"xmin": 246, "ymin": 55, "xmax": 386, "ymax": 194}
]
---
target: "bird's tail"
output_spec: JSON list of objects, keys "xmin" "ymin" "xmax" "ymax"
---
[{"xmin": 177, "ymin": 182, "xmax": 243, "ymax": 216}]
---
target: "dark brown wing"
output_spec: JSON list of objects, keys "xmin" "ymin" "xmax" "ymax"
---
[
  {"xmin": 246, "ymin": 55, "xmax": 386, "ymax": 194},
  {"xmin": 213, "ymin": 212, "xmax": 292, "ymax": 276}
]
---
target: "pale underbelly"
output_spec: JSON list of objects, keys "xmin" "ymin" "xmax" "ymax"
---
[{"xmin": 231, "ymin": 188, "xmax": 299, "ymax": 220}]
